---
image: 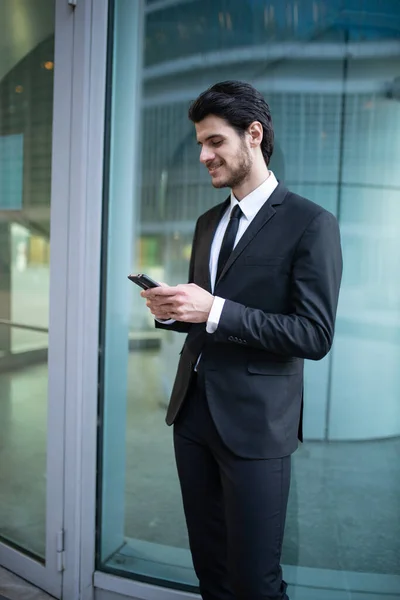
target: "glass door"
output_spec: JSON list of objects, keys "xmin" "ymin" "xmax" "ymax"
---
[
  {"xmin": 95, "ymin": 1, "xmax": 400, "ymax": 599},
  {"xmin": 0, "ymin": 0, "xmax": 75, "ymax": 596}
]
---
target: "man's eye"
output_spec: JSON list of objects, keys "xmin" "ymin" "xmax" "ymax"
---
[{"xmin": 211, "ymin": 140, "xmax": 222, "ymax": 147}]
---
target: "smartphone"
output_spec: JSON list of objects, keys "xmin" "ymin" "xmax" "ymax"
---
[{"xmin": 128, "ymin": 273, "xmax": 160, "ymax": 290}]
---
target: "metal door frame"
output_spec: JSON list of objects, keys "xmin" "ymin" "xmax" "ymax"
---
[{"xmin": 0, "ymin": 0, "xmax": 76, "ymax": 596}]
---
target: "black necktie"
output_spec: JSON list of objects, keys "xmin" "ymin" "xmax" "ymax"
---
[{"xmin": 216, "ymin": 204, "xmax": 242, "ymax": 282}]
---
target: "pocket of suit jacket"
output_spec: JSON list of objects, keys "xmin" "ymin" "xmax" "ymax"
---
[{"xmin": 247, "ymin": 359, "xmax": 300, "ymax": 375}]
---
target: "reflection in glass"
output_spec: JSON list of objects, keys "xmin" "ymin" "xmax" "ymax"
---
[
  {"xmin": 0, "ymin": 1, "xmax": 55, "ymax": 559},
  {"xmin": 99, "ymin": 0, "xmax": 400, "ymax": 596}
]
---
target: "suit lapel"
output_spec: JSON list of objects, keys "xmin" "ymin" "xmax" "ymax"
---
[{"xmin": 216, "ymin": 183, "xmax": 289, "ymax": 284}]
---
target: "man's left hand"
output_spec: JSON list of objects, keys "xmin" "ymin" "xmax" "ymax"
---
[{"xmin": 141, "ymin": 283, "xmax": 214, "ymax": 323}]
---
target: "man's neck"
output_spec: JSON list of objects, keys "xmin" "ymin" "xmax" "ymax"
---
[{"xmin": 232, "ymin": 168, "xmax": 270, "ymax": 201}]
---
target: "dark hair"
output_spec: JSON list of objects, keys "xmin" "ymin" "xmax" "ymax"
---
[{"xmin": 188, "ymin": 80, "xmax": 274, "ymax": 165}]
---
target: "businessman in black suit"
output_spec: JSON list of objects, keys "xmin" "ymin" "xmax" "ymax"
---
[{"xmin": 142, "ymin": 81, "xmax": 343, "ymax": 600}]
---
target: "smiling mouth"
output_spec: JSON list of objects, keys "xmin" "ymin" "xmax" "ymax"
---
[{"xmin": 208, "ymin": 164, "xmax": 223, "ymax": 175}]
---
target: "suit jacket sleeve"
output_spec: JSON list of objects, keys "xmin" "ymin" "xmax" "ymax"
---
[
  {"xmin": 155, "ymin": 219, "xmax": 200, "ymax": 335},
  {"xmin": 211, "ymin": 210, "xmax": 343, "ymax": 360}
]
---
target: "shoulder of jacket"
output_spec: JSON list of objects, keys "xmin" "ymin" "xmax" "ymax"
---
[
  {"xmin": 285, "ymin": 190, "xmax": 337, "ymax": 222},
  {"xmin": 197, "ymin": 199, "xmax": 229, "ymax": 224}
]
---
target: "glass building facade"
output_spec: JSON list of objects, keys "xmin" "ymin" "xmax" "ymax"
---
[{"xmin": 0, "ymin": 1, "xmax": 399, "ymax": 599}]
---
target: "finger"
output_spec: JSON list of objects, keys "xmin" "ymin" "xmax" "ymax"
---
[
  {"xmin": 147, "ymin": 299, "xmax": 176, "ymax": 309},
  {"xmin": 147, "ymin": 301, "xmax": 181, "ymax": 314},
  {"xmin": 143, "ymin": 285, "xmax": 177, "ymax": 299},
  {"xmin": 140, "ymin": 282, "xmax": 172, "ymax": 298}
]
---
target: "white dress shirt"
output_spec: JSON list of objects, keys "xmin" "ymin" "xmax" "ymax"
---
[
  {"xmin": 157, "ymin": 171, "xmax": 278, "ymax": 333},
  {"xmin": 206, "ymin": 171, "xmax": 278, "ymax": 333}
]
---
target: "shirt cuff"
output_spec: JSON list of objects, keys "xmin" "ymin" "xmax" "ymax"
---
[
  {"xmin": 155, "ymin": 318, "xmax": 176, "ymax": 325},
  {"xmin": 206, "ymin": 296, "xmax": 226, "ymax": 334}
]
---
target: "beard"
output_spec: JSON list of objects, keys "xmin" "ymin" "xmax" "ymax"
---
[{"xmin": 210, "ymin": 142, "xmax": 253, "ymax": 189}]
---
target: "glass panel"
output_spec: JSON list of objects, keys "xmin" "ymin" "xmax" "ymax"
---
[
  {"xmin": 0, "ymin": 1, "xmax": 55, "ymax": 559},
  {"xmin": 99, "ymin": 0, "xmax": 400, "ymax": 596}
]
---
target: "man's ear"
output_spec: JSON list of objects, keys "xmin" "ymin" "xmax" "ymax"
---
[{"xmin": 248, "ymin": 121, "xmax": 263, "ymax": 148}]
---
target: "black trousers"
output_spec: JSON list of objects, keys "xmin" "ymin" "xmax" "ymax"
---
[{"xmin": 173, "ymin": 372, "xmax": 291, "ymax": 600}]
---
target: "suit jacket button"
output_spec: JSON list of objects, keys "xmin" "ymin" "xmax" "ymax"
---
[{"xmin": 228, "ymin": 336, "xmax": 234, "ymax": 342}]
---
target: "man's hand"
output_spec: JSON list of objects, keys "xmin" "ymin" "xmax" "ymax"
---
[{"xmin": 141, "ymin": 283, "xmax": 214, "ymax": 323}]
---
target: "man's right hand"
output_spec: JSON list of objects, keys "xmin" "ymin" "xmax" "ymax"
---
[
  {"xmin": 142, "ymin": 283, "xmax": 214, "ymax": 323},
  {"xmin": 141, "ymin": 282, "xmax": 174, "ymax": 320}
]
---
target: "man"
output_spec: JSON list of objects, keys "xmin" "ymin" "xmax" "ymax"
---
[{"xmin": 142, "ymin": 81, "xmax": 342, "ymax": 600}]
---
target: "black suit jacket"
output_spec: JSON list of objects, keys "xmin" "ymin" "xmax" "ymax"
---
[{"xmin": 157, "ymin": 183, "xmax": 343, "ymax": 458}]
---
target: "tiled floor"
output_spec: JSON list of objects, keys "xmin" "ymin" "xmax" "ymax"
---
[{"xmin": 0, "ymin": 352, "xmax": 399, "ymax": 579}]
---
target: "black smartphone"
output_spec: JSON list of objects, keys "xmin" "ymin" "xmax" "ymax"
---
[{"xmin": 128, "ymin": 273, "xmax": 160, "ymax": 290}]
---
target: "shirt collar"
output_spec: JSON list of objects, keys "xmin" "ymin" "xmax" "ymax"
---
[{"xmin": 230, "ymin": 171, "xmax": 278, "ymax": 220}]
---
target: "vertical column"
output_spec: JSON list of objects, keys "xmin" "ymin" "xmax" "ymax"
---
[
  {"xmin": 101, "ymin": 0, "xmax": 144, "ymax": 560},
  {"xmin": 0, "ymin": 222, "xmax": 11, "ymax": 355}
]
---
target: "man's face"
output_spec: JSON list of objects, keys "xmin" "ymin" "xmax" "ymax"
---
[{"xmin": 195, "ymin": 115, "xmax": 253, "ymax": 189}]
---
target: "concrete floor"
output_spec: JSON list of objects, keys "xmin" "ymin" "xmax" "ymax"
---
[
  {"xmin": 0, "ymin": 567, "xmax": 53, "ymax": 600},
  {"xmin": 0, "ymin": 365, "xmax": 47, "ymax": 557},
  {"xmin": 0, "ymin": 351, "xmax": 399, "ymax": 589}
]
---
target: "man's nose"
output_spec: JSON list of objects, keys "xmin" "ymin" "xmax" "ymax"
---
[{"xmin": 199, "ymin": 147, "xmax": 215, "ymax": 164}]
